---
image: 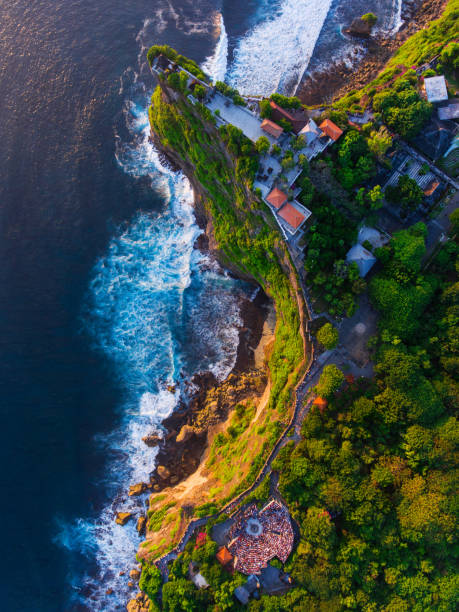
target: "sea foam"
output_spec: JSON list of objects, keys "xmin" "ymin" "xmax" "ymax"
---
[
  {"xmin": 201, "ymin": 13, "xmax": 229, "ymax": 82},
  {"xmin": 227, "ymin": 0, "xmax": 333, "ymax": 95},
  {"xmin": 57, "ymin": 57, "xmax": 247, "ymax": 608}
]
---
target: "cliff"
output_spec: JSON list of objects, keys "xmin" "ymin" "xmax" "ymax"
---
[{"xmin": 128, "ymin": 70, "xmax": 309, "ymax": 583}]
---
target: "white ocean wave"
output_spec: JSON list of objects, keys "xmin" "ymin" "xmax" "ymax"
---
[
  {"xmin": 201, "ymin": 13, "xmax": 229, "ymax": 82},
  {"xmin": 227, "ymin": 0, "xmax": 333, "ymax": 95}
]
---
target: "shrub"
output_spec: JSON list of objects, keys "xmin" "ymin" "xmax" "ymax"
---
[
  {"xmin": 385, "ymin": 175, "xmax": 424, "ymax": 211},
  {"xmin": 361, "ymin": 12, "xmax": 377, "ymax": 27},
  {"xmin": 317, "ymin": 323, "xmax": 339, "ymax": 350},
  {"xmin": 139, "ymin": 564, "xmax": 162, "ymax": 601},
  {"xmin": 315, "ymin": 364, "xmax": 345, "ymax": 398},
  {"xmin": 255, "ymin": 136, "xmax": 270, "ymax": 155}
]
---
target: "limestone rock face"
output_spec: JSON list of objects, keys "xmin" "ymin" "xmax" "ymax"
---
[
  {"xmin": 156, "ymin": 465, "xmax": 171, "ymax": 480},
  {"xmin": 176, "ymin": 424, "xmax": 195, "ymax": 443},
  {"xmin": 136, "ymin": 516, "xmax": 146, "ymax": 534},
  {"xmin": 126, "ymin": 593, "xmax": 150, "ymax": 612},
  {"xmin": 142, "ymin": 433, "xmax": 162, "ymax": 447},
  {"xmin": 115, "ymin": 512, "xmax": 133, "ymax": 526},
  {"xmin": 129, "ymin": 483, "xmax": 147, "ymax": 496}
]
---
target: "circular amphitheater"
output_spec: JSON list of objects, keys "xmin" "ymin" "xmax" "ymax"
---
[{"xmin": 227, "ymin": 500, "xmax": 294, "ymax": 575}]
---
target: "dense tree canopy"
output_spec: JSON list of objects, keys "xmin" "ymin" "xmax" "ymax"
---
[
  {"xmin": 373, "ymin": 73, "xmax": 432, "ymax": 138},
  {"xmin": 385, "ymin": 174, "xmax": 424, "ymax": 212}
]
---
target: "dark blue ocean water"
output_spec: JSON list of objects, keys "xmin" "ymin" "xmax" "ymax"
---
[{"xmin": 0, "ymin": 1, "xmax": 401, "ymax": 609}]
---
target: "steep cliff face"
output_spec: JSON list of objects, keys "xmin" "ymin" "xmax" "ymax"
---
[
  {"xmin": 148, "ymin": 79, "xmax": 307, "ymax": 417},
  {"xmin": 127, "ymin": 79, "xmax": 309, "ymax": 575}
]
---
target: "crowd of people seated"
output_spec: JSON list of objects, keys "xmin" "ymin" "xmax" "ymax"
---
[{"xmin": 227, "ymin": 500, "xmax": 294, "ymax": 575}]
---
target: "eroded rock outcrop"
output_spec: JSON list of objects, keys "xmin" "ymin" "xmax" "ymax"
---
[
  {"xmin": 115, "ymin": 512, "xmax": 133, "ymax": 526},
  {"xmin": 129, "ymin": 483, "xmax": 147, "ymax": 496}
]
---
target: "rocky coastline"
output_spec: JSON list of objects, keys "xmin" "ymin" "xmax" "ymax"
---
[
  {"xmin": 127, "ymin": 143, "xmax": 270, "ymax": 495},
  {"xmin": 297, "ymin": 0, "xmax": 449, "ymax": 105}
]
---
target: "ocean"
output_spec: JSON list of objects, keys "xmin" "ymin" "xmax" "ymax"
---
[{"xmin": 0, "ymin": 1, "xmax": 403, "ymax": 609}]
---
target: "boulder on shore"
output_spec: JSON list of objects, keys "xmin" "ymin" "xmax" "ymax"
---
[
  {"xmin": 175, "ymin": 424, "xmax": 195, "ymax": 443},
  {"xmin": 345, "ymin": 17, "xmax": 374, "ymax": 38},
  {"xmin": 156, "ymin": 465, "xmax": 171, "ymax": 480},
  {"xmin": 130, "ymin": 568, "xmax": 141, "ymax": 580},
  {"xmin": 115, "ymin": 512, "xmax": 133, "ymax": 526},
  {"xmin": 129, "ymin": 483, "xmax": 147, "ymax": 496},
  {"xmin": 127, "ymin": 593, "xmax": 150, "ymax": 612},
  {"xmin": 136, "ymin": 516, "xmax": 146, "ymax": 534},
  {"xmin": 141, "ymin": 434, "xmax": 162, "ymax": 447}
]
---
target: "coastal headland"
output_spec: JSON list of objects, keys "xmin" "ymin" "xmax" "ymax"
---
[
  {"xmin": 124, "ymin": 1, "xmax": 459, "ymax": 608},
  {"xmin": 129, "ymin": 51, "xmax": 310, "ymax": 571}
]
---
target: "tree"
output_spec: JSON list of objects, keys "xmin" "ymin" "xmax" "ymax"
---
[
  {"xmin": 139, "ymin": 564, "xmax": 162, "ymax": 602},
  {"xmin": 281, "ymin": 153, "xmax": 295, "ymax": 170},
  {"xmin": 255, "ymin": 136, "xmax": 270, "ymax": 155},
  {"xmin": 367, "ymin": 126, "xmax": 392, "ymax": 159},
  {"xmin": 373, "ymin": 77, "xmax": 432, "ymax": 139},
  {"xmin": 361, "ymin": 12, "xmax": 377, "ymax": 27},
  {"xmin": 385, "ymin": 175, "xmax": 424, "ymax": 211},
  {"xmin": 315, "ymin": 364, "xmax": 344, "ymax": 398},
  {"xmin": 259, "ymin": 99, "xmax": 272, "ymax": 118},
  {"xmin": 194, "ymin": 84, "xmax": 206, "ymax": 100},
  {"xmin": 391, "ymin": 225, "xmax": 426, "ymax": 274},
  {"xmin": 317, "ymin": 323, "xmax": 339, "ymax": 350},
  {"xmin": 449, "ymin": 208, "xmax": 459, "ymax": 234},
  {"xmin": 213, "ymin": 581, "xmax": 235, "ymax": 610},
  {"xmin": 162, "ymin": 578, "xmax": 197, "ymax": 611},
  {"xmin": 367, "ymin": 184, "xmax": 384, "ymax": 209},
  {"xmin": 167, "ymin": 72, "xmax": 181, "ymax": 89}
]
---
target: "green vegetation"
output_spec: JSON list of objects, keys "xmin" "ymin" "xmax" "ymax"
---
[
  {"xmin": 361, "ymin": 12, "xmax": 377, "ymax": 27},
  {"xmin": 255, "ymin": 136, "xmax": 270, "ymax": 155},
  {"xmin": 356, "ymin": 184, "xmax": 384, "ymax": 211},
  {"xmin": 336, "ymin": 129, "xmax": 376, "ymax": 189},
  {"xmin": 450, "ymin": 207, "xmax": 459, "ymax": 233},
  {"xmin": 139, "ymin": 565, "xmax": 162, "ymax": 604},
  {"xmin": 147, "ymin": 44, "xmax": 208, "ymax": 82},
  {"xmin": 158, "ymin": 533, "xmax": 245, "ymax": 611},
  {"xmin": 314, "ymin": 364, "xmax": 345, "ymax": 398},
  {"xmin": 149, "ymin": 83, "xmax": 304, "ymax": 422},
  {"xmin": 333, "ymin": 0, "xmax": 458, "ymax": 127},
  {"xmin": 270, "ymin": 93, "xmax": 302, "ymax": 109},
  {"xmin": 215, "ymin": 81, "xmax": 247, "ymax": 106},
  {"xmin": 303, "ymin": 190, "xmax": 362, "ymax": 316},
  {"xmin": 367, "ymin": 125, "xmax": 392, "ymax": 160},
  {"xmin": 264, "ymin": 231, "xmax": 458, "ymax": 611},
  {"xmin": 385, "ymin": 174, "xmax": 425, "ymax": 213},
  {"xmin": 316, "ymin": 322, "xmax": 339, "ymax": 350},
  {"xmin": 370, "ymin": 223, "xmax": 436, "ymax": 341},
  {"xmin": 373, "ymin": 71, "xmax": 432, "ymax": 139}
]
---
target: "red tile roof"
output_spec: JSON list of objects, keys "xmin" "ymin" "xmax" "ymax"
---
[
  {"xmin": 261, "ymin": 118, "xmax": 283, "ymax": 139},
  {"xmin": 266, "ymin": 187, "xmax": 287, "ymax": 209},
  {"xmin": 319, "ymin": 119, "xmax": 343, "ymax": 142},
  {"xmin": 269, "ymin": 101, "xmax": 307, "ymax": 134},
  {"xmin": 216, "ymin": 546, "xmax": 233, "ymax": 566},
  {"xmin": 278, "ymin": 202, "xmax": 306, "ymax": 230},
  {"xmin": 424, "ymin": 180, "xmax": 440, "ymax": 196}
]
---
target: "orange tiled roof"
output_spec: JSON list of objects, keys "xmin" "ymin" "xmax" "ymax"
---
[
  {"xmin": 278, "ymin": 202, "xmax": 306, "ymax": 230},
  {"xmin": 424, "ymin": 180, "xmax": 440, "ymax": 196},
  {"xmin": 319, "ymin": 119, "xmax": 343, "ymax": 142},
  {"xmin": 261, "ymin": 118, "xmax": 283, "ymax": 139},
  {"xmin": 266, "ymin": 187, "xmax": 287, "ymax": 209},
  {"xmin": 216, "ymin": 546, "xmax": 233, "ymax": 566}
]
